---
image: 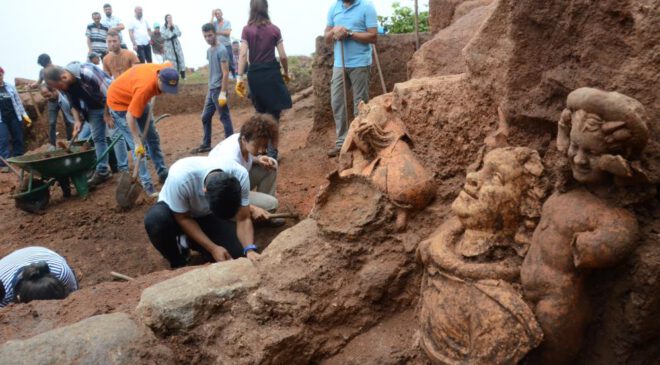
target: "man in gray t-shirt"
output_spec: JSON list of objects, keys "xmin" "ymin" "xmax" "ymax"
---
[{"xmin": 191, "ymin": 23, "xmax": 233, "ymax": 154}]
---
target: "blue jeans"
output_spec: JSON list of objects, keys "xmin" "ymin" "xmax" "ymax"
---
[
  {"xmin": 47, "ymin": 100, "xmax": 73, "ymax": 146},
  {"xmin": 201, "ymin": 87, "xmax": 233, "ymax": 147},
  {"xmin": 87, "ymin": 108, "xmax": 110, "ymax": 174},
  {"xmin": 110, "ymin": 106, "xmax": 167, "ymax": 187},
  {"xmin": 0, "ymin": 117, "xmax": 24, "ymax": 166}
]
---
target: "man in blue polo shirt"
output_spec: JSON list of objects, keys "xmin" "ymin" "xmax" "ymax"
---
[{"xmin": 324, "ymin": 0, "xmax": 378, "ymax": 157}]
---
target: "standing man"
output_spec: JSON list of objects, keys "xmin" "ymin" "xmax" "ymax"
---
[
  {"xmin": 191, "ymin": 23, "xmax": 233, "ymax": 154},
  {"xmin": 44, "ymin": 62, "xmax": 113, "ymax": 186},
  {"xmin": 86, "ymin": 12, "xmax": 109, "ymax": 59},
  {"xmin": 129, "ymin": 6, "xmax": 153, "ymax": 63},
  {"xmin": 29, "ymin": 54, "xmax": 61, "ymax": 149},
  {"xmin": 101, "ymin": 3, "xmax": 127, "ymax": 49},
  {"xmin": 103, "ymin": 30, "xmax": 140, "ymax": 78},
  {"xmin": 324, "ymin": 0, "xmax": 378, "ymax": 157},
  {"xmin": 211, "ymin": 9, "xmax": 236, "ymax": 78},
  {"xmin": 144, "ymin": 156, "xmax": 259, "ymax": 268},
  {"xmin": 106, "ymin": 63, "xmax": 174, "ymax": 193},
  {"xmin": 39, "ymin": 85, "xmax": 74, "ymax": 147}
]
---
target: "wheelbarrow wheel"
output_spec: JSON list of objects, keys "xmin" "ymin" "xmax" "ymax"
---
[{"xmin": 14, "ymin": 179, "xmax": 51, "ymax": 213}]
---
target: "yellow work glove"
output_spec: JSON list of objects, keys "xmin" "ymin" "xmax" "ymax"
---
[
  {"xmin": 282, "ymin": 73, "xmax": 291, "ymax": 84},
  {"xmin": 235, "ymin": 75, "xmax": 247, "ymax": 98},
  {"xmin": 22, "ymin": 114, "xmax": 32, "ymax": 127},
  {"xmin": 135, "ymin": 144, "xmax": 146, "ymax": 157},
  {"xmin": 217, "ymin": 91, "xmax": 228, "ymax": 107}
]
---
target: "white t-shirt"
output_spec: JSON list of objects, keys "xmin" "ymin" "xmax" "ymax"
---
[
  {"xmin": 209, "ymin": 133, "xmax": 253, "ymax": 171},
  {"xmin": 158, "ymin": 157, "xmax": 250, "ymax": 218},
  {"xmin": 0, "ymin": 246, "xmax": 78, "ymax": 307},
  {"xmin": 102, "ymin": 15, "xmax": 125, "ymax": 44},
  {"xmin": 129, "ymin": 17, "xmax": 151, "ymax": 45}
]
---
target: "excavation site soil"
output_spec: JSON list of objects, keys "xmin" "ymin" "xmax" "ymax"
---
[
  {"xmin": 1, "ymin": 1, "xmax": 659, "ymax": 364},
  {"xmin": 0, "ymin": 89, "xmax": 337, "ymax": 342}
]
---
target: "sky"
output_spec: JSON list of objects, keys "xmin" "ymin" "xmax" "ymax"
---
[{"xmin": 0, "ymin": 0, "xmax": 428, "ymax": 83}]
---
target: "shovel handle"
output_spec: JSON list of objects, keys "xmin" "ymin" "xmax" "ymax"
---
[
  {"xmin": 0, "ymin": 156, "xmax": 22, "ymax": 176},
  {"xmin": 268, "ymin": 212, "xmax": 299, "ymax": 220}
]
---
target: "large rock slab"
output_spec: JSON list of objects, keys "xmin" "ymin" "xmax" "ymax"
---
[
  {"xmin": 136, "ymin": 258, "xmax": 260, "ymax": 334},
  {"xmin": 0, "ymin": 313, "xmax": 173, "ymax": 365},
  {"xmin": 408, "ymin": 1, "xmax": 495, "ymax": 79}
]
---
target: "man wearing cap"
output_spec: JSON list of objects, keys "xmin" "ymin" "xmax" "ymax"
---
[
  {"xmin": 86, "ymin": 12, "xmax": 109, "ymax": 59},
  {"xmin": 106, "ymin": 63, "xmax": 174, "ymax": 196}
]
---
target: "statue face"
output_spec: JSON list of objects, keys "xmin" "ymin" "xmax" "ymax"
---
[
  {"xmin": 568, "ymin": 123, "xmax": 608, "ymax": 185},
  {"xmin": 452, "ymin": 151, "xmax": 521, "ymax": 232}
]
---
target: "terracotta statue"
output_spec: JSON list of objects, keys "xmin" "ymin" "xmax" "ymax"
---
[
  {"xmin": 418, "ymin": 147, "xmax": 547, "ymax": 364},
  {"xmin": 338, "ymin": 96, "xmax": 435, "ymax": 230},
  {"xmin": 521, "ymin": 88, "xmax": 648, "ymax": 364}
]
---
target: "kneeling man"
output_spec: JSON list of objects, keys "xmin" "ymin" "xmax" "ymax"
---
[{"xmin": 144, "ymin": 156, "xmax": 259, "ymax": 268}]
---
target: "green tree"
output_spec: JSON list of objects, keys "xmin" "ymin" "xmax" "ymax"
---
[{"xmin": 378, "ymin": 2, "xmax": 429, "ymax": 34}]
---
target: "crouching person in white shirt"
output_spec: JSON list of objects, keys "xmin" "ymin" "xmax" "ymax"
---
[
  {"xmin": 209, "ymin": 113, "xmax": 283, "ymax": 226},
  {"xmin": 144, "ymin": 156, "xmax": 259, "ymax": 268}
]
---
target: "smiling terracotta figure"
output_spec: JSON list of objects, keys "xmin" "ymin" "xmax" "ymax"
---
[
  {"xmin": 417, "ymin": 147, "xmax": 546, "ymax": 364},
  {"xmin": 521, "ymin": 87, "xmax": 649, "ymax": 364}
]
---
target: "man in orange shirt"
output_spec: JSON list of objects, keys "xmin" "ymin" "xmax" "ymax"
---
[
  {"xmin": 107, "ymin": 63, "xmax": 177, "ymax": 196},
  {"xmin": 103, "ymin": 30, "xmax": 140, "ymax": 78}
]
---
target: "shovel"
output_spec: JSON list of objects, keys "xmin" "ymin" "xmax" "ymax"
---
[{"xmin": 115, "ymin": 116, "xmax": 153, "ymax": 209}]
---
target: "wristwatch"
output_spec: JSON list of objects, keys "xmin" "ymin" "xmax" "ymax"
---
[
  {"xmin": 347, "ymin": 30, "xmax": 354, "ymax": 39},
  {"xmin": 243, "ymin": 244, "xmax": 258, "ymax": 255}
]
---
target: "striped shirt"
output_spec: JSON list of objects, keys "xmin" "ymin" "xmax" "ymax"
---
[
  {"xmin": 86, "ymin": 22, "xmax": 109, "ymax": 54},
  {"xmin": 62, "ymin": 62, "xmax": 112, "ymax": 113},
  {"xmin": 0, "ymin": 83, "xmax": 25, "ymax": 124},
  {"xmin": 0, "ymin": 247, "xmax": 78, "ymax": 307}
]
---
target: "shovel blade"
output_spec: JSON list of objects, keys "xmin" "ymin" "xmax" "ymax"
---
[{"xmin": 115, "ymin": 172, "xmax": 142, "ymax": 209}]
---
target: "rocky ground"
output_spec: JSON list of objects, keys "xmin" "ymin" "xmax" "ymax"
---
[{"xmin": 0, "ymin": 89, "xmax": 336, "ymax": 343}]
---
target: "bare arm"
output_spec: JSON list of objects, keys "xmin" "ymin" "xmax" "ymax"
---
[
  {"xmin": 174, "ymin": 213, "xmax": 231, "ymax": 261},
  {"xmin": 114, "ymin": 23, "xmax": 125, "ymax": 32},
  {"xmin": 238, "ymin": 41, "xmax": 249, "ymax": 76},
  {"xmin": 276, "ymin": 41, "xmax": 288, "ymax": 76},
  {"xmin": 572, "ymin": 209, "xmax": 639, "ymax": 269},
  {"xmin": 87, "ymin": 37, "xmax": 92, "ymax": 52},
  {"xmin": 236, "ymin": 206, "xmax": 259, "ymax": 260},
  {"xmin": 324, "ymin": 25, "xmax": 335, "ymax": 43},
  {"xmin": 220, "ymin": 61, "xmax": 229, "ymax": 93},
  {"xmin": 350, "ymin": 27, "xmax": 378, "ymax": 44},
  {"xmin": 129, "ymin": 28, "xmax": 137, "ymax": 49}
]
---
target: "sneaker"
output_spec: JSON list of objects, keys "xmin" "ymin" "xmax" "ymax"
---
[
  {"xmin": 144, "ymin": 184, "xmax": 159, "ymax": 198},
  {"xmin": 190, "ymin": 145, "xmax": 211, "ymax": 154},
  {"xmin": 158, "ymin": 171, "xmax": 168, "ymax": 185},
  {"xmin": 47, "ymin": 144, "xmax": 57, "ymax": 152},
  {"xmin": 326, "ymin": 146, "xmax": 341, "ymax": 158},
  {"xmin": 87, "ymin": 171, "xmax": 111, "ymax": 187}
]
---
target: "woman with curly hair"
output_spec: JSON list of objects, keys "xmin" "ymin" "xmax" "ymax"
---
[{"xmin": 209, "ymin": 113, "xmax": 282, "ymax": 225}]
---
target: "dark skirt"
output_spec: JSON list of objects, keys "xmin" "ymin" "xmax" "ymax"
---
[{"xmin": 247, "ymin": 62, "xmax": 292, "ymax": 114}]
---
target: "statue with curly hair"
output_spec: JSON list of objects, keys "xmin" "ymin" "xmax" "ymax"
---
[
  {"xmin": 417, "ymin": 146, "xmax": 548, "ymax": 365},
  {"xmin": 521, "ymin": 87, "xmax": 649, "ymax": 364}
]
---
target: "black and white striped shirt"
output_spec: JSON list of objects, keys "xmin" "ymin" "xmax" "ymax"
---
[
  {"xmin": 0, "ymin": 247, "xmax": 78, "ymax": 307},
  {"xmin": 86, "ymin": 22, "xmax": 109, "ymax": 54}
]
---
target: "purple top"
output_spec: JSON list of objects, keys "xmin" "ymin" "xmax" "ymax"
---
[{"xmin": 241, "ymin": 23, "xmax": 282, "ymax": 65}]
